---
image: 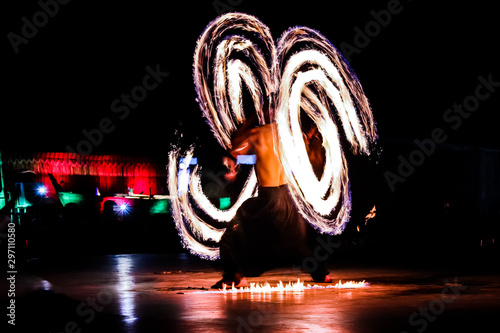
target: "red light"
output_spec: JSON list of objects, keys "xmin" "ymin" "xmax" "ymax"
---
[{"xmin": 27, "ymin": 153, "xmax": 159, "ymax": 196}]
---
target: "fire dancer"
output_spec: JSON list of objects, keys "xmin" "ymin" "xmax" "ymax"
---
[{"xmin": 212, "ymin": 115, "xmax": 332, "ymax": 288}]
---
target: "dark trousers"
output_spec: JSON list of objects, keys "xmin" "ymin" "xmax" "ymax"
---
[{"xmin": 219, "ymin": 185, "xmax": 329, "ymax": 281}]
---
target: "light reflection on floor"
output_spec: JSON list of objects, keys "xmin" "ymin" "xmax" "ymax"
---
[
  {"xmin": 114, "ymin": 255, "xmax": 138, "ymax": 327},
  {"xmin": 14, "ymin": 253, "xmax": 500, "ymax": 333}
]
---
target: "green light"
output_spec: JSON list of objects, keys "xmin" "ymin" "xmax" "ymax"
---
[
  {"xmin": 219, "ymin": 197, "xmax": 231, "ymax": 210},
  {"xmin": 15, "ymin": 183, "xmax": 31, "ymax": 209},
  {"xmin": 0, "ymin": 151, "xmax": 5, "ymax": 210},
  {"xmin": 149, "ymin": 199, "xmax": 170, "ymax": 214},
  {"xmin": 58, "ymin": 192, "xmax": 85, "ymax": 206}
]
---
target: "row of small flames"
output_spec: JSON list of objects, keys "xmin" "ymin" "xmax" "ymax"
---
[{"xmin": 205, "ymin": 279, "xmax": 368, "ymax": 293}]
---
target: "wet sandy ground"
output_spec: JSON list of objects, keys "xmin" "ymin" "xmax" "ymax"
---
[{"xmin": 8, "ymin": 253, "xmax": 500, "ymax": 332}]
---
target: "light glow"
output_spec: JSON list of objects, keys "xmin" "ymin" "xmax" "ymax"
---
[
  {"xmin": 169, "ymin": 149, "xmax": 227, "ymax": 260},
  {"xmin": 115, "ymin": 255, "xmax": 138, "ymax": 325},
  {"xmin": 236, "ymin": 155, "xmax": 256, "ymax": 165},
  {"xmin": 220, "ymin": 279, "xmax": 306, "ymax": 293},
  {"xmin": 168, "ymin": 13, "xmax": 377, "ymax": 259},
  {"xmin": 275, "ymin": 28, "xmax": 376, "ymax": 235},
  {"xmin": 37, "ymin": 185, "xmax": 47, "ymax": 196},
  {"xmin": 197, "ymin": 279, "xmax": 369, "ymax": 293}
]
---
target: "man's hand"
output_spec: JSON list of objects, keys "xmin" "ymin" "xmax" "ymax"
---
[{"xmin": 230, "ymin": 116, "xmax": 258, "ymax": 157}]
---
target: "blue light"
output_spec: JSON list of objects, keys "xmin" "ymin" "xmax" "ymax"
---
[
  {"xmin": 37, "ymin": 185, "xmax": 47, "ymax": 196},
  {"xmin": 236, "ymin": 155, "xmax": 256, "ymax": 165},
  {"xmin": 112, "ymin": 202, "xmax": 131, "ymax": 215},
  {"xmin": 178, "ymin": 157, "xmax": 197, "ymax": 194},
  {"xmin": 179, "ymin": 157, "xmax": 198, "ymax": 166},
  {"xmin": 119, "ymin": 203, "xmax": 128, "ymax": 212}
]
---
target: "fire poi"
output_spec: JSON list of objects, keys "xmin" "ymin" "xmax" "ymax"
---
[{"xmin": 167, "ymin": 13, "xmax": 377, "ymax": 289}]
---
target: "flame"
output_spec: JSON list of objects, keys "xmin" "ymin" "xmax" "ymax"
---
[
  {"xmin": 222, "ymin": 279, "xmax": 306, "ymax": 293},
  {"xmin": 331, "ymin": 280, "xmax": 368, "ymax": 289},
  {"xmin": 275, "ymin": 29, "xmax": 377, "ymax": 235},
  {"xmin": 364, "ymin": 205, "xmax": 376, "ymax": 223},
  {"xmin": 200, "ymin": 279, "xmax": 368, "ymax": 293}
]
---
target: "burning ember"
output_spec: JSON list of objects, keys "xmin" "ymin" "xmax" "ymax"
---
[{"xmin": 199, "ymin": 279, "xmax": 368, "ymax": 294}]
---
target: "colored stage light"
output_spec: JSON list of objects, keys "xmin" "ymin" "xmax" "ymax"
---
[
  {"xmin": 119, "ymin": 203, "xmax": 129, "ymax": 212},
  {"xmin": 179, "ymin": 157, "xmax": 198, "ymax": 166},
  {"xmin": 236, "ymin": 155, "xmax": 256, "ymax": 165},
  {"xmin": 37, "ymin": 185, "xmax": 47, "ymax": 196},
  {"xmin": 219, "ymin": 197, "xmax": 231, "ymax": 210}
]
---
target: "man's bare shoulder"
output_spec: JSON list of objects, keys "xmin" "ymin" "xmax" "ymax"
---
[{"xmin": 250, "ymin": 123, "xmax": 276, "ymax": 135}]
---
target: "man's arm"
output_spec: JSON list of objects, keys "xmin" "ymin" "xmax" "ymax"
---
[
  {"xmin": 231, "ymin": 143, "xmax": 250, "ymax": 158},
  {"xmin": 230, "ymin": 118, "xmax": 257, "ymax": 158}
]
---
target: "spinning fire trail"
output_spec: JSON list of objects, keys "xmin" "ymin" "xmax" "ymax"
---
[{"xmin": 168, "ymin": 13, "xmax": 377, "ymax": 260}]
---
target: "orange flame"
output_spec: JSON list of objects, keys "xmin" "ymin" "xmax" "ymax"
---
[
  {"xmin": 206, "ymin": 279, "xmax": 368, "ymax": 293},
  {"xmin": 331, "ymin": 280, "xmax": 368, "ymax": 289},
  {"xmin": 222, "ymin": 279, "xmax": 306, "ymax": 293}
]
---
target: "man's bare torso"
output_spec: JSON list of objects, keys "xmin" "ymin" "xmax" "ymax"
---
[{"xmin": 231, "ymin": 123, "xmax": 287, "ymax": 187}]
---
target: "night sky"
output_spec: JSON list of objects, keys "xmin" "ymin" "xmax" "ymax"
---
[{"xmin": 4, "ymin": 0, "xmax": 499, "ymax": 157}]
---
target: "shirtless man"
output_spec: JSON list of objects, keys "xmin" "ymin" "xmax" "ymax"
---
[
  {"xmin": 230, "ymin": 122, "xmax": 286, "ymax": 187},
  {"xmin": 212, "ymin": 119, "xmax": 331, "ymax": 288}
]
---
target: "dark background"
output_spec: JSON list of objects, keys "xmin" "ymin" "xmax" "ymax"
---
[
  {"xmin": 3, "ymin": 0, "xmax": 499, "ymax": 265},
  {"xmin": 3, "ymin": 0, "xmax": 499, "ymax": 153}
]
